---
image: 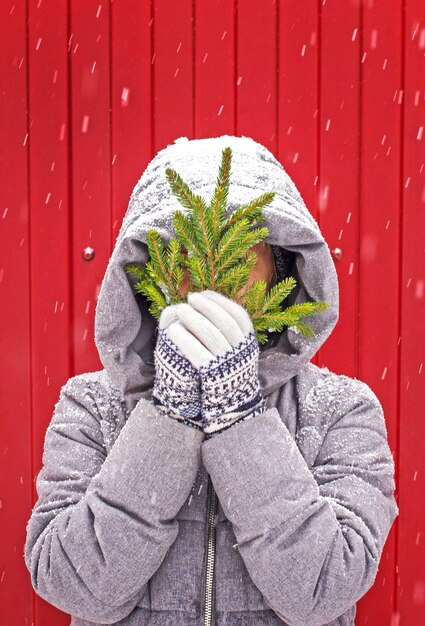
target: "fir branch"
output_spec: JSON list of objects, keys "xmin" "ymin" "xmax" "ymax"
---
[
  {"xmin": 283, "ymin": 300, "xmax": 329, "ymax": 318},
  {"xmin": 166, "ymin": 238, "xmax": 184, "ymax": 301},
  {"xmin": 191, "ymin": 195, "xmax": 216, "ymax": 287},
  {"xmin": 253, "ymin": 310, "xmax": 299, "ymax": 331},
  {"xmin": 222, "ymin": 192, "xmax": 276, "ymax": 230},
  {"xmin": 165, "ymin": 167, "xmax": 204, "ymax": 214},
  {"xmin": 173, "ymin": 210, "xmax": 206, "ymax": 258},
  {"xmin": 215, "ymin": 220, "xmax": 269, "ymax": 274},
  {"xmin": 251, "ymin": 298, "xmax": 329, "ymax": 338},
  {"xmin": 209, "ymin": 146, "xmax": 231, "ymax": 241},
  {"xmin": 241, "ymin": 279, "xmax": 268, "ymax": 317},
  {"xmin": 215, "ymin": 251, "xmax": 258, "ymax": 296},
  {"xmin": 146, "ymin": 230, "xmax": 179, "ymax": 299},
  {"xmin": 124, "ymin": 262, "xmax": 147, "ymax": 282},
  {"xmin": 166, "ymin": 238, "xmax": 182, "ymax": 281},
  {"xmin": 123, "ymin": 145, "xmax": 330, "ymax": 345},
  {"xmin": 291, "ymin": 321, "xmax": 315, "ymax": 338},
  {"xmin": 255, "ymin": 330, "xmax": 269, "ymax": 344},
  {"xmin": 134, "ymin": 280, "xmax": 167, "ymax": 317},
  {"xmin": 261, "ymin": 276, "xmax": 297, "ymax": 312},
  {"xmin": 144, "ymin": 260, "xmax": 168, "ymax": 290},
  {"xmin": 166, "ymin": 168, "xmax": 211, "ymax": 256},
  {"xmin": 184, "ymin": 255, "xmax": 210, "ymax": 291}
]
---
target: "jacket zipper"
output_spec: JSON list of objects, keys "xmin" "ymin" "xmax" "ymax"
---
[{"xmin": 204, "ymin": 475, "xmax": 218, "ymax": 626}]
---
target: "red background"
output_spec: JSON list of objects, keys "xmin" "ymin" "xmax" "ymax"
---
[{"xmin": 1, "ymin": 1, "xmax": 424, "ymax": 625}]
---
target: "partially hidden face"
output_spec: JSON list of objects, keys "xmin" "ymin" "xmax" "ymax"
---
[{"xmin": 178, "ymin": 241, "xmax": 277, "ymax": 304}]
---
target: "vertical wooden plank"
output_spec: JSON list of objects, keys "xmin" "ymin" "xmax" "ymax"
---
[
  {"xmin": 69, "ymin": 0, "xmax": 112, "ymax": 375},
  {"xmin": 153, "ymin": 0, "xmax": 194, "ymax": 151},
  {"xmin": 237, "ymin": 0, "xmax": 277, "ymax": 151},
  {"xmin": 318, "ymin": 0, "xmax": 360, "ymax": 378},
  {"xmin": 398, "ymin": 1, "xmax": 425, "ymax": 623},
  {"xmin": 358, "ymin": 1, "xmax": 401, "ymax": 622},
  {"xmin": 0, "ymin": 2, "xmax": 33, "ymax": 624},
  {"xmin": 278, "ymin": 1, "xmax": 320, "ymax": 365},
  {"xmin": 110, "ymin": 1, "xmax": 153, "ymax": 243},
  {"xmin": 278, "ymin": 1, "xmax": 319, "ymax": 213},
  {"xmin": 27, "ymin": 0, "xmax": 72, "ymax": 623},
  {"xmin": 195, "ymin": 0, "xmax": 235, "ymax": 137}
]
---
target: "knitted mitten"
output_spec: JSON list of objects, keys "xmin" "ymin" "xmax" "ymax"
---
[
  {"xmin": 198, "ymin": 330, "xmax": 267, "ymax": 438},
  {"xmin": 151, "ymin": 305, "xmax": 203, "ymax": 432},
  {"xmin": 174, "ymin": 290, "xmax": 267, "ymax": 438}
]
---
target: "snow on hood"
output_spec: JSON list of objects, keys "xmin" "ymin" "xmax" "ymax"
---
[{"xmin": 94, "ymin": 135, "xmax": 339, "ymax": 413}]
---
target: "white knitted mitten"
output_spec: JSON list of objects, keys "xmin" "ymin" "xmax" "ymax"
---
[
  {"xmin": 171, "ymin": 290, "xmax": 267, "ymax": 438},
  {"xmin": 151, "ymin": 304, "xmax": 203, "ymax": 431}
]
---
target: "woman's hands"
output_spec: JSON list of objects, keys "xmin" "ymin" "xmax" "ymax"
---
[
  {"xmin": 151, "ymin": 304, "xmax": 204, "ymax": 432},
  {"xmin": 161, "ymin": 290, "xmax": 267, "ymax": 437}
]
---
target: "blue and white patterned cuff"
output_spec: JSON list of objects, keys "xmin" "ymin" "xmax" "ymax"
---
[
  {"xmin": 198, "ymin": 331, "xmax": 267, "ymax": 437},
  {"xmin": 152, "ymin": 328, "xmax": 203, "ymax": 431}
]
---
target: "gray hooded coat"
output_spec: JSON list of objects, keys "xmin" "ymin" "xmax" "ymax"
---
[{"xmin": 24, "ymin": 135, "xmax": 399, "ymax": 626}]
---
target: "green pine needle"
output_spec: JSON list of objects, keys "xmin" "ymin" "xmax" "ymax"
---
[
  {"xmin": 134, "ymin": 278, "xmax": 167, "ymax": 314},
  {"xmin": 215, "ymin": 251, "xmax": 258, "ymax": 295},
  {"xmin": 261, "ymin": 277, "xmax": 297, "ymax": 312},
  {"xmin": 241, "ymin": 279, "xmax": 268, "ymax": 317},
  {"xmin": 184, "ymin": 255, "xmax": 210, "ymax": 291},
  {"xmin": 164, "ymin": 168, "xmax": 204, "ymax": 214},
  {"xmin": 124, "ymin": 146, "xmax": 330, "ymax": 344},
  {"xmin": 209, "ymin": 146, "xmax": 231, "ymax": 240},
  {"xmin": 172, "ymin": 210, "xmax": 205, "ymax": 258},
  {"xmin": 222, "ymin": 192, "xmax": 276, "ymax": 230}
]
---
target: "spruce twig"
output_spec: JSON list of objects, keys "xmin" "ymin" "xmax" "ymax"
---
[{"xmin": 124, "ymin": 146, "xmax": 329, "ymax": 344}]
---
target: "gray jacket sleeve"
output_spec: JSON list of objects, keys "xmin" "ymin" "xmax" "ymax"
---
[
  {"xmin": 24, "ymin": 374, "xmax": 204, "ymax": 624},
  {"xmin": 201, "ymin": 374, "xmax": 399, "ymax": 626}
]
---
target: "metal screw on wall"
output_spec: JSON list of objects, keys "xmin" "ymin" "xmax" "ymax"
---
[
  {"xmin": 331, "ymin": 247, "xmax": 343, "ymax": 261},
  {"xmin": 82, "ymin": 246, "xmax": 95, "ymax": 261}
]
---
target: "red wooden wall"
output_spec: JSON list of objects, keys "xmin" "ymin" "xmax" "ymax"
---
[{"xmin": 1, "ymin": 1, "xmax": 424, "ymax": 624}]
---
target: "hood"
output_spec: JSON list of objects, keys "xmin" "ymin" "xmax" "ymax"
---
[{"xmin": 94, "ymin": 135, "xmax": 339, "ymax": 413}]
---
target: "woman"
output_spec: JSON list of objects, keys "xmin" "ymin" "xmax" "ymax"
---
[{"xmin": 24, "ymin": 134, "xmax": 399, "ymax": 626}]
